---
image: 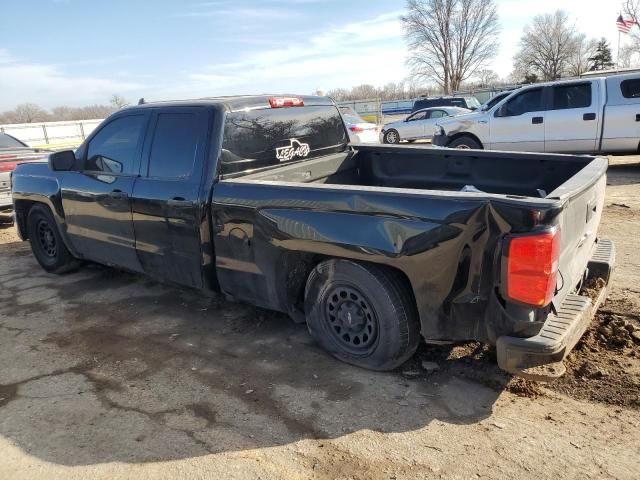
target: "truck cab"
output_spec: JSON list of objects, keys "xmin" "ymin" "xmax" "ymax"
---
[{"xmin": 433, "ymin": 73, "xmax": 640, "ymax": 154}]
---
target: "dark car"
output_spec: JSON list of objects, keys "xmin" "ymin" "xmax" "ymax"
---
[
  {"xmin": 0, "ymin": 133, "xmax": 49, "ymax": 211},
  {"xmin": 412, "ymin": 96, "xmax": 481, "ymax": 112},
  {"xmin": 11, "ymin": 95, "xmax": 614, "ymax": 380}
]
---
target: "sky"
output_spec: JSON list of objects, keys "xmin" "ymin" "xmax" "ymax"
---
[{"xmin": 0, "ymin": 0, "xmax": 634, "ymax": 110}]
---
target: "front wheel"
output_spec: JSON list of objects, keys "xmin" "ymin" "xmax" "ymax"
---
[
  {"xmin": 383, "ymin": 129, "xmax": 400, "ymax": 144},
  {"xmin": 305, "ymin": 259, "xmax": 420, "ymax": 371},
  {"xmin": 448, "ymin": 136, "xmax": 482, "ymax": 149},
  {"xmin": 27, "ymin": 205, "xmax": 80, "ymax": 274}
]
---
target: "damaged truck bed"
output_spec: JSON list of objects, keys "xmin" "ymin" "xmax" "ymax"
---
[{"xmin": 11, "ymin": 95, "xmax": 614, "ymax": 379}]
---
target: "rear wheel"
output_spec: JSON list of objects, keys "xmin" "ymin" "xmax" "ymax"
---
[
  {"xmin": 383, "ymin": 129, "xmax": 400, "ymax": 144},
  {"xmin": 448, "ymin": 136, "xmax": 482, "ymax": 149},
  {"xmin": 305, "ymin": 259, "xmax": 420, "ymax": 371},
  {"xmin": 27, "ymin": 205, "xmax": 80, "ymax": 274}
]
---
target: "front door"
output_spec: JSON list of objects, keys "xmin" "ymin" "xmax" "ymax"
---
[
  {"xmin": 131, "ymin": 107, "xmax": 209, "ymax": 288},
  {"xmin": 402, "ymin": 110, "xmax": 428, "ymax": 139},
  {"xmin": 489, "ymin": 87, "xmax": 546, "ymax": 152},
  {"xmin": 61, "ymin": 113, "xmax": 148, "ymax": 270}
]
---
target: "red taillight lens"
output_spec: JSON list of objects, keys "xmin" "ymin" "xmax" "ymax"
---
[
  {"xmin": 269, "ymin": 97, "xmax": 304, "ymax": 108},
  {"xmin": 506, "ymin": 229, "xmax": 560, "ymax": 307},
  {"xmin": 349, "ymin": 126, "xmax": 364, "ymax": 133},
  {"xmin": 0, "ymin": 161, "xmax": 20, "ymax": 173}
]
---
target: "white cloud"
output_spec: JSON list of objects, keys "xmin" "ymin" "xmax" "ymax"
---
[{"xmin": 0, "ymin": 56, "xmax": 146, "ymax": 110}]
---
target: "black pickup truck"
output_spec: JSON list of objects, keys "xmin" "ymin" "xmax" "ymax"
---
[{"xmin": 11, "ymin": 95, "xmax": 615, "ymax": 380}]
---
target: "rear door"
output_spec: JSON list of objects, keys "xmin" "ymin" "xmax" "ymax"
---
[
  {"xmin": 424, "ymin": 109, "xmax": 448, "ymax": 138},
  {"xmin": 61, "ymin": 112, "xmax": 148, "ymax": 270},
  {"xmin": 545, "ymin": 81, "xmax": 599, "ymax": 153},
  {"xmin": 489, "ymin": 87, "xmax": 545, "ymax": 152},
  {"xmin": 131, "ymin": 107, "xmax": 210, "ymax": 288}
]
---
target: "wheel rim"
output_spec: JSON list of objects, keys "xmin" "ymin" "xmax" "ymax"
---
[
  {"xmin": 386, "ymin": 131, "xmax": 398, "ymax": 143},
  {"xmin": 37, "ymin": 219, "xmax": 57, "ymax": 258},
  {"xmin": 325, "ymin": 286, "xmax": 378, "ymax": 354},
  {"xmin": 455, "ymin": 144, "xmax": 471, "ymax": 149}
]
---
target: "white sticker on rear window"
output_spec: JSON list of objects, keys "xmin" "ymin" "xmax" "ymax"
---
[{"xmin": 275, "ymin": 139, "xmax": 310, "ymax": 162}]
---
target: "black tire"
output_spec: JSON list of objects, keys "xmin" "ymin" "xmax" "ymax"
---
[
  {"xmin": 27, "ymin": 205, "xmax": 80, "ymax": 274},
  {"xmin": 305, "ymin": 259, "xmax": 420, "ymax": 371},
  {"xmin": 383, "ymin": 129, "xmax": 400, "ymax": 144},
  {"xmin": 448, "ymin": 136, "xmax": 482, "ymax": 149}
]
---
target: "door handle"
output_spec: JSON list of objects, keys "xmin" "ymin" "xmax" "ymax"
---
[
  {"xmin": 532, "ymin": 116, "xmax": 543, "ymax": 124},
  {"xmin": 583, "ymin": 113, "xmax": 596, "ymax": 121},
  {"xmin": 167, "ymin": 197, "xmax": 192, "ymax": 207},
  {"xmin": 108, "ymin": 189, "xmax": 127, "ymax": 199}
]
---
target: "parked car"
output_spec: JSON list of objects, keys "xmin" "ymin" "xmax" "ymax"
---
[
  {"xmin": 342, "ymin": 112, "xmax": 378, "ymax": 144},
  {"xmin": 12, "ymin": 95, "xmax": 614, "ymax": 380},
  {"xmin": 412, "ymin": 96, "xmax": 481, "ymax": 112},
  {"xmin": 433, "ymin": 73, "xmax": 640, "ymax": 153},
  {"xmin": 0, "ymin": 133, "xmax": 49, "ymax": 212},
  {"xmin": 380, "ymin": 107, "xmax": 471, "ymax": 144}
]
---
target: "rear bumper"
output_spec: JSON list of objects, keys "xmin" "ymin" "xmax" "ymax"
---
[{"xmin": 496, "ymin": 238, "xmax": 615, "ymax": 381}]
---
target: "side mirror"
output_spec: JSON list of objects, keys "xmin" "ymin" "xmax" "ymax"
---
[
  {"xmin": 49, "ymin": 150, "xmax": 76, "ymax": 171},
  {"xmin": 494, "ymin": 106, "xmax": 505, "ymax": 118}
]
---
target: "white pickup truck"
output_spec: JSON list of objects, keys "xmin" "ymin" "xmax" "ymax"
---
[{"xmin": 432, "ymin": 73, "xmax": 640, "ymax": 153}]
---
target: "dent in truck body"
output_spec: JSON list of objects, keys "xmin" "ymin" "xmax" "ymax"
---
[{"xmin": 211, "ymin": 179, "xmax": 570, "ymax": 344}]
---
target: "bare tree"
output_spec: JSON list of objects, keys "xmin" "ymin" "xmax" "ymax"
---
[
  {"xmin": 619, "ymin": 42, "xmax": 640, "ymax": 68},
  {"xmin": 567, "ymin": 34, "xmax": 598, "ymax": 76},
  {"xmin": 110, "ymin": 94, "xmax": 129, "ymax": 109},
  {"xmin": 513, "ymin": 10, "xmax": 590, "ymax": 81},
  {"xmin": 402, "ymin": 0, "xmax": 500, "ymax": 94},
  {"xmin": 474, "ymin": 69, "xmax": 499, "ymax": 88},
  {"xmin": 11, "ymin": 103, "xmax": 50, "ymax": 123}
]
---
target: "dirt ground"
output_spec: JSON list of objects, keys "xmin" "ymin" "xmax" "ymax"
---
[{"xmin": 0, "ymin": 157, "xmax": 639, "ymax": 479}]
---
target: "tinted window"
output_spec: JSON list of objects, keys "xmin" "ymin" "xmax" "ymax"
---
[
  {"xmin": 484, "ymin": 92, "xmax": 509, "ymax": 110},
  {"xmin": 148, "ymin": 113, "xmax": 199, "ymax": 179},
  {"xmin": 408, "ymin": 111, "xmax": 427, "ymax": 121},
  {"xmin": 552, "ymin": 83, "xmax": 591, "ymax": 109},
  {"xmin": 86, "ymin": 115, "xmax": 145, "ymax": 174},
  {"xmin": 0, "ymin": 133, "xmax": 26, "ymax": 149},
  {"xmin": 620, "ymin": 79, "xmax": 640, "ymax": 98},
  {"xmin": 429, "ymin": 110, "xmax": 447, "ymax": 119},
  {"xmin": 221, "ymin": 105, "xmax": 348, "ymax": 177},
  {"xmin": 502, "ymin": 89, "xmax": 543, "ymax": 116}
]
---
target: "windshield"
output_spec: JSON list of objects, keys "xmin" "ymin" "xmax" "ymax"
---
[
  {"xmin": 221, "ymin": 105, "xmax": 348, "ymax": 177},
  {"xmin": 465, "ymin": 97, "xmax": 481, "ymax": 109},
  {"xmin": 0, "ymin": 133, "xmax": 27, "ymax": 149}
]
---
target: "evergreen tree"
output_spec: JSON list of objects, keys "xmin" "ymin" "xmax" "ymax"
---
[{"xmin": 589, "ymin": 38, "xmax": 615, "ymax": 71}]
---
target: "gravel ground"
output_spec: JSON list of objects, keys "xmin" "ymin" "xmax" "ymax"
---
[{"xmin": 0, "ymin": 157, "xmax": 638, "ymax": 480}]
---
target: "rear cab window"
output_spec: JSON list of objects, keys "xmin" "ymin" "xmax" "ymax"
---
[{"xmin": 220, "ymin": 105, "xmax": 348, "ymax": 177}]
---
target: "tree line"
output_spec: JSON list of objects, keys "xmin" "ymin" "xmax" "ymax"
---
[
  {"xmin": 0, "ymin": 95, "xmax": 129, "ymax": 125},
  {"xmin": 332, "ymin": 0, "xmax": 640, "ymax": 102}
]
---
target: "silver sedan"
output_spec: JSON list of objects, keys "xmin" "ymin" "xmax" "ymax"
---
[{"xmin": 380, "ymin": 107, "xmax": 471, "ymax": 144}]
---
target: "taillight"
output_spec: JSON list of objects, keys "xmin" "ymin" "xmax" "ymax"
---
[
  {"xmin": 349, "ymin": 126, "xmax": 364, "ymax": 133},
  {"xmin": 269, "ymin": 97, "xmax": 304, "ymax": 108},
  {"xmin": 0, "ymin": 161, "xmax": 20, "ymax": 173},
  {"xmin": 505, "ymin": 228, "xmax": 560, "ymax": 307}
]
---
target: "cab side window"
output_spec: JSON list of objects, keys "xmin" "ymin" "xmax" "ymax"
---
[
  {"xmin": 86, "ymin": 115, "xmax": 145, "ymax": 174},
  {"xmin": 429, "ymin": 110, "xmax": 447, "ymax": 119},
  {"xmin": 501, "ymin": 89, "xmax": 543, "ymax": 117},
  {"xmin": 147, "ymin": 113, "xmax": 199, "ymax": 179},
  {"xmin": 552, "ymin": 83, "xmax": 591, "ymax": 110},
  {"xmin": 408, "ymin": 111, "xmax": 427, "ymax": 121}
]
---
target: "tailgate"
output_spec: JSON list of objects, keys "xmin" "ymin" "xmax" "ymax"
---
[{"xmin": 548, "ymin": 157, "xmax": 608, "ymax": 309}]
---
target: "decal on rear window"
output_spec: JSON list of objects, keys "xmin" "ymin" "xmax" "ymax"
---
[{"xmin": 275, "ymin": 139, "xmax": 310, "ymax": 162}]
